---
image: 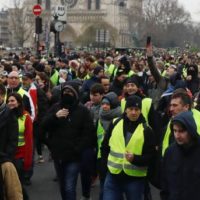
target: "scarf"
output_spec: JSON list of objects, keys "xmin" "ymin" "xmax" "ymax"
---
[{"xmin": 99, "ymin": 106, "xmax": 122, "ymax": 131}]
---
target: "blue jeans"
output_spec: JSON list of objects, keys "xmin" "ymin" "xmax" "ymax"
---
[
  {"xmin": 54, "ymin": 160, "xmax": 80, "ymax": 200},
  {"xmin": 103, "ymin": 172, "xmax": 145, "ymax": 200}
]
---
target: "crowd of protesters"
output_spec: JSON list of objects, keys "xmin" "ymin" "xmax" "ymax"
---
[{"xmin": 0, "ymin": 43, "xmax": 200, "ymax": 200}]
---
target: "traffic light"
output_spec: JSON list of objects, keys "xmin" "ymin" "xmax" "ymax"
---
[{"xmin": 35, "ymin": 17, "xmax": 42, "ymax": 34}]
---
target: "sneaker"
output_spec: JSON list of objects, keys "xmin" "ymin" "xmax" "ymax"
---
[{"xmin": 36, "ymin": 155, "xmax": 45, "ymax": 163}]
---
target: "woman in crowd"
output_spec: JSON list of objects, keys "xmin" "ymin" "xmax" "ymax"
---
[{"xmin": 7, "ymin": 92, "xmax": 33, "ymax": 200}]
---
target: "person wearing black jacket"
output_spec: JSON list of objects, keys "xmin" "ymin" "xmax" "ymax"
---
[
  {"xmin": 42, "ymin": 81, "xmax": 95, "ymax": 200},
  {"xmin": 101, "ymin": 95, "xmax": 156, "ymax": 200},
  {"xmin": 161, "ymin": 111, "xmax": 200, "ymax": 200},
  {"xmin": 0, "ymin": 84, "xmax": 18, "ymax": 199}
]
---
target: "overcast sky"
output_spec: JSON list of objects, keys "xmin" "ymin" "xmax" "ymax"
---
[{"xmin": 0, "ymin": 0, "xmax": 200, "ymax": 22}]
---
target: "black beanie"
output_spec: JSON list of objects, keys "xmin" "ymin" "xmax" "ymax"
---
[
  {"xmin": 125, "ymin": 95, "xmax": 142, "ymax": 110},
  {"xmin": 125, "ymin": 76, "xmax": 140, "ymax": 88}
]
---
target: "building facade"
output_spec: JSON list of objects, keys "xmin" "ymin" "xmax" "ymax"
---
[
  {"xmin": 24, "ymin": 0, "xmax": 143, "ymax": 48},
  {"xmin": 0, "ymin": 10, "xmax": 10, "ymax": 47}
]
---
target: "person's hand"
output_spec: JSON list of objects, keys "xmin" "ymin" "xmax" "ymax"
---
[
  {"xmin": 125, "ymin": 152, "xmax": 134, "ymax": 162},
  {"xmin": 56, "ymin": 108, "xmax": 69, "ymax": 118},
  {"xmin": 146, "ymin": 44, "xmax": 153, "ymax": 57},
  {"xmin": 186, "ymin": 75, "xmax": 192, "ymax": 81}
]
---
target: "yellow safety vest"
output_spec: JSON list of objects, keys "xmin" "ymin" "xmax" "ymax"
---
[
  {"xmin": 50, "ymin": 70, "xmax": 59, "ymax": 86},
  {"xmin": 106, "ymin": 64, "xmax": 116, "ymax": 76},
  {"xmin": 121, "ymin": 98, "xmax": 152, "ymax": 124},
  {"xmin": 97, "ymin": 120, "xmax": 105, "ymax": 159},
  {"xmin": 191, "ymin": 108, "xmax": 200, "ymax": 134},
  {"xmin": 162, "ymin": 121, "xmax": 171, "ymax": 156},
  {"xmin": 162, "ymin": 109, "xmax": 200, "ymax": 156},
  {"xmin": 18, "ymin": 87, "xmax": 26, "ymax": 97},
  {"xmin": 18, "ymin": 114, "xmax": 27, "ymax": 146},
  {"xmin": 108, "ymin": 119, "xmax": 147, "ymax": 177},
  {"xmin": 127, "ymin": 70, "xmax": 135, "ymax": 77},
  {"xmin": 5, "ymin": 87, "xmax": 26, "ymax": 102}
]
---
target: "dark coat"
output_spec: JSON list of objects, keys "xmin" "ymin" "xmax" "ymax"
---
[
  {"xmin": 0, "ymin": 105, "xmax": 18, "ymax": 162},
  {"xmin": 0, "ymin": 105, "xmax": 18, "ymax": 200},
  {"xmin": 161, "ymin": 141, "xmax": 200, "ymax": 200},
  {"xmin": 42, "ymin": 103, "xmax": 96, "ymax": 162},
  {"xmin": 161, "ymin": 111, "xmax": 200, "ymax": 200}
]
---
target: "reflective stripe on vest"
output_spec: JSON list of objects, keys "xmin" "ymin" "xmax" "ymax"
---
[
  {"xmin": 18, "ymin": 87, "xmax": 26, "ymax": 97},
  {"xmin": 50, "ymin": 70, "xmax": 59, "ymax": 86},
  {"xmin": 162, "ymin": 121, "xmax": 171, "ymax": 156},
  {"xmin": 18, "ymin": 114, "xmax": 27, "ymax": 146},
  {"xmin": 97, "ymin": 120, "xmax": 105, "ymax": 159},
  {"xmin": 108, "ymin": 119, "xmax": 147, "ymax": 177},
  {"xmin": 192, "ymin": 108, "xmax": 200, "ymax": 135},
  {"xmin": 128, "ymin": 70, "xmax": 135, "ymax": 77},
  {"xmin": 106, "ymin": 64, "xmax": 116, "ymax": 76},
  {"xmin": 120, "ymin": 98, "xmax": 152, "ymax": 124}
]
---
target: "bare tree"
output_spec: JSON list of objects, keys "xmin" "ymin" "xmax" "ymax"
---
[
  {"xmin": 129, "ymin": 0, "xmax": 192, "ymax": 47},
  {"xmin": 9, "ymin": 0, "xmax": 34, "ymax": 47}
]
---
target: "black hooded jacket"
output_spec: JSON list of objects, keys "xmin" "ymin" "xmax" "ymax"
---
[
  {"xmin": 161, "ymin": 111, "xmax": 200, "ymax": 200},
  {"xmin": 42, "ymin": 82, "xmax": 96, "ymax": 162}
]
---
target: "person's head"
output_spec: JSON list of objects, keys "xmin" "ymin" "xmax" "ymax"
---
[
  {"xmin": 59, "ymin": 69, "xmax": 68, "ymax": 84},
  {"xmin": 125, "ymin": 76, "xmax": 139, "ymax": 96},
  {"xmin": 7, "ymin": 71, "xmax": 20, "ymax": 89},
  {"xmin": 61, "ymin": 81, "xmax": 80, "ymax": 109},
  {"xmin": 22, "ymin": 72, "xmax": 35, "ymax": 90},
  {"xmin": 166, "ymin": 64, "xmax": 177, "ymax": 77},
  {"xmin": 187, "ymin": 64, "xmax": 198, "ymax": 79},
  {"xmin": 125, "ymin": 95, "xmax": 142, "ymax": 121},
  {"xmin": 115, "ymin": 69, "xmax": 127, "ymax": 83},
  {"xmin": 105, "ymin": 56, "xmax": 113, "ymax": 66},
  {"xmin": 0, "ymin": 71, "xmax": 8, "ymax": 85},
  {"xmin": 100, "ymin": 76, "xmax": 110, "ymax": 93},
  {"xmin": 0, "ymin": 84, "xmax": 6, "ymax": 104},
  {"xmin": 6, "ymin": 92, "xmax": 23, "ymax": 117},
  {"xmin": 101, "ymin": 92, "xmax": 119, "ymax": 111},
  {"xmin": 90, "ymin": 83, "xmax": 104, "ymax": 105},
  {"xmin": 35, "ymin": 72, "xmax": 50, "ymax": 89},
  {"xmin": 85, "ymin": 56, "xmax": 95, "ymax": 68},
  {"xmin": 93, "ymin": 66, "xmax": 104, "ymax": 78},
  {"xmin": 171, "ymin": 111, "xmax": 198, "ymax": 145},
  {"xmin": 59, "ymin": 58, "xmax": 69, "ymax": 68},
  {"xmin": 169, "ymin": 90, "xmax": 192, "ymax": 117}
]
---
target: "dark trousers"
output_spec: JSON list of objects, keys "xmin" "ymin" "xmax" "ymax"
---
[
  {"xmin": 14, "ymin": 158, "xmax": 29, "ymax": 200},
  {"xmin": 80, "ymin": 148, "xmax": 96, "ymax": 198}
]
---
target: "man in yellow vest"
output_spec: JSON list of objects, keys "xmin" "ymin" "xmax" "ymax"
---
[
  {"xmin": 101, "ymin": 95, "xmax": 156, "ymax": 200},
  {"xmin": 6, "ymin": 71, "xmax": 35, "ymax": 121},
  {"xmin": 161, "ymin": 89, "xmax": 200, "ymax": 156}
]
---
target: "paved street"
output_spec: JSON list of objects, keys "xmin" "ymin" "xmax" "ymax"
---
[
  {"xmin": 26, "ymin": 152, "xmax": 100, "ymax": 200},
  {"xmin": 26, "ymin": 152, "xmax": 161, "ymax": 200}
]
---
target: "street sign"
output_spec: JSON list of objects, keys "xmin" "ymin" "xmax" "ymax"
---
[
  {"xmin": 33, "ymin": 4, "xmax": 42, "ymax": 16},
  {"xmin": 55, "ymin": 5, "xmax": 65, "ymax": 16},
  {"xmin": 52, "ymin": 5, "xmax": 67, "ymax": 22}
]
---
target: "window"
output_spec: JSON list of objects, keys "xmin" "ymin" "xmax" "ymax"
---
[
  {"xmin": 88, "ymin": 0, "xmax": 92, "ymax": 10},
  {"xmin": 96, "ymin": 0, "xmax": 100, "ymax": 10}
]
